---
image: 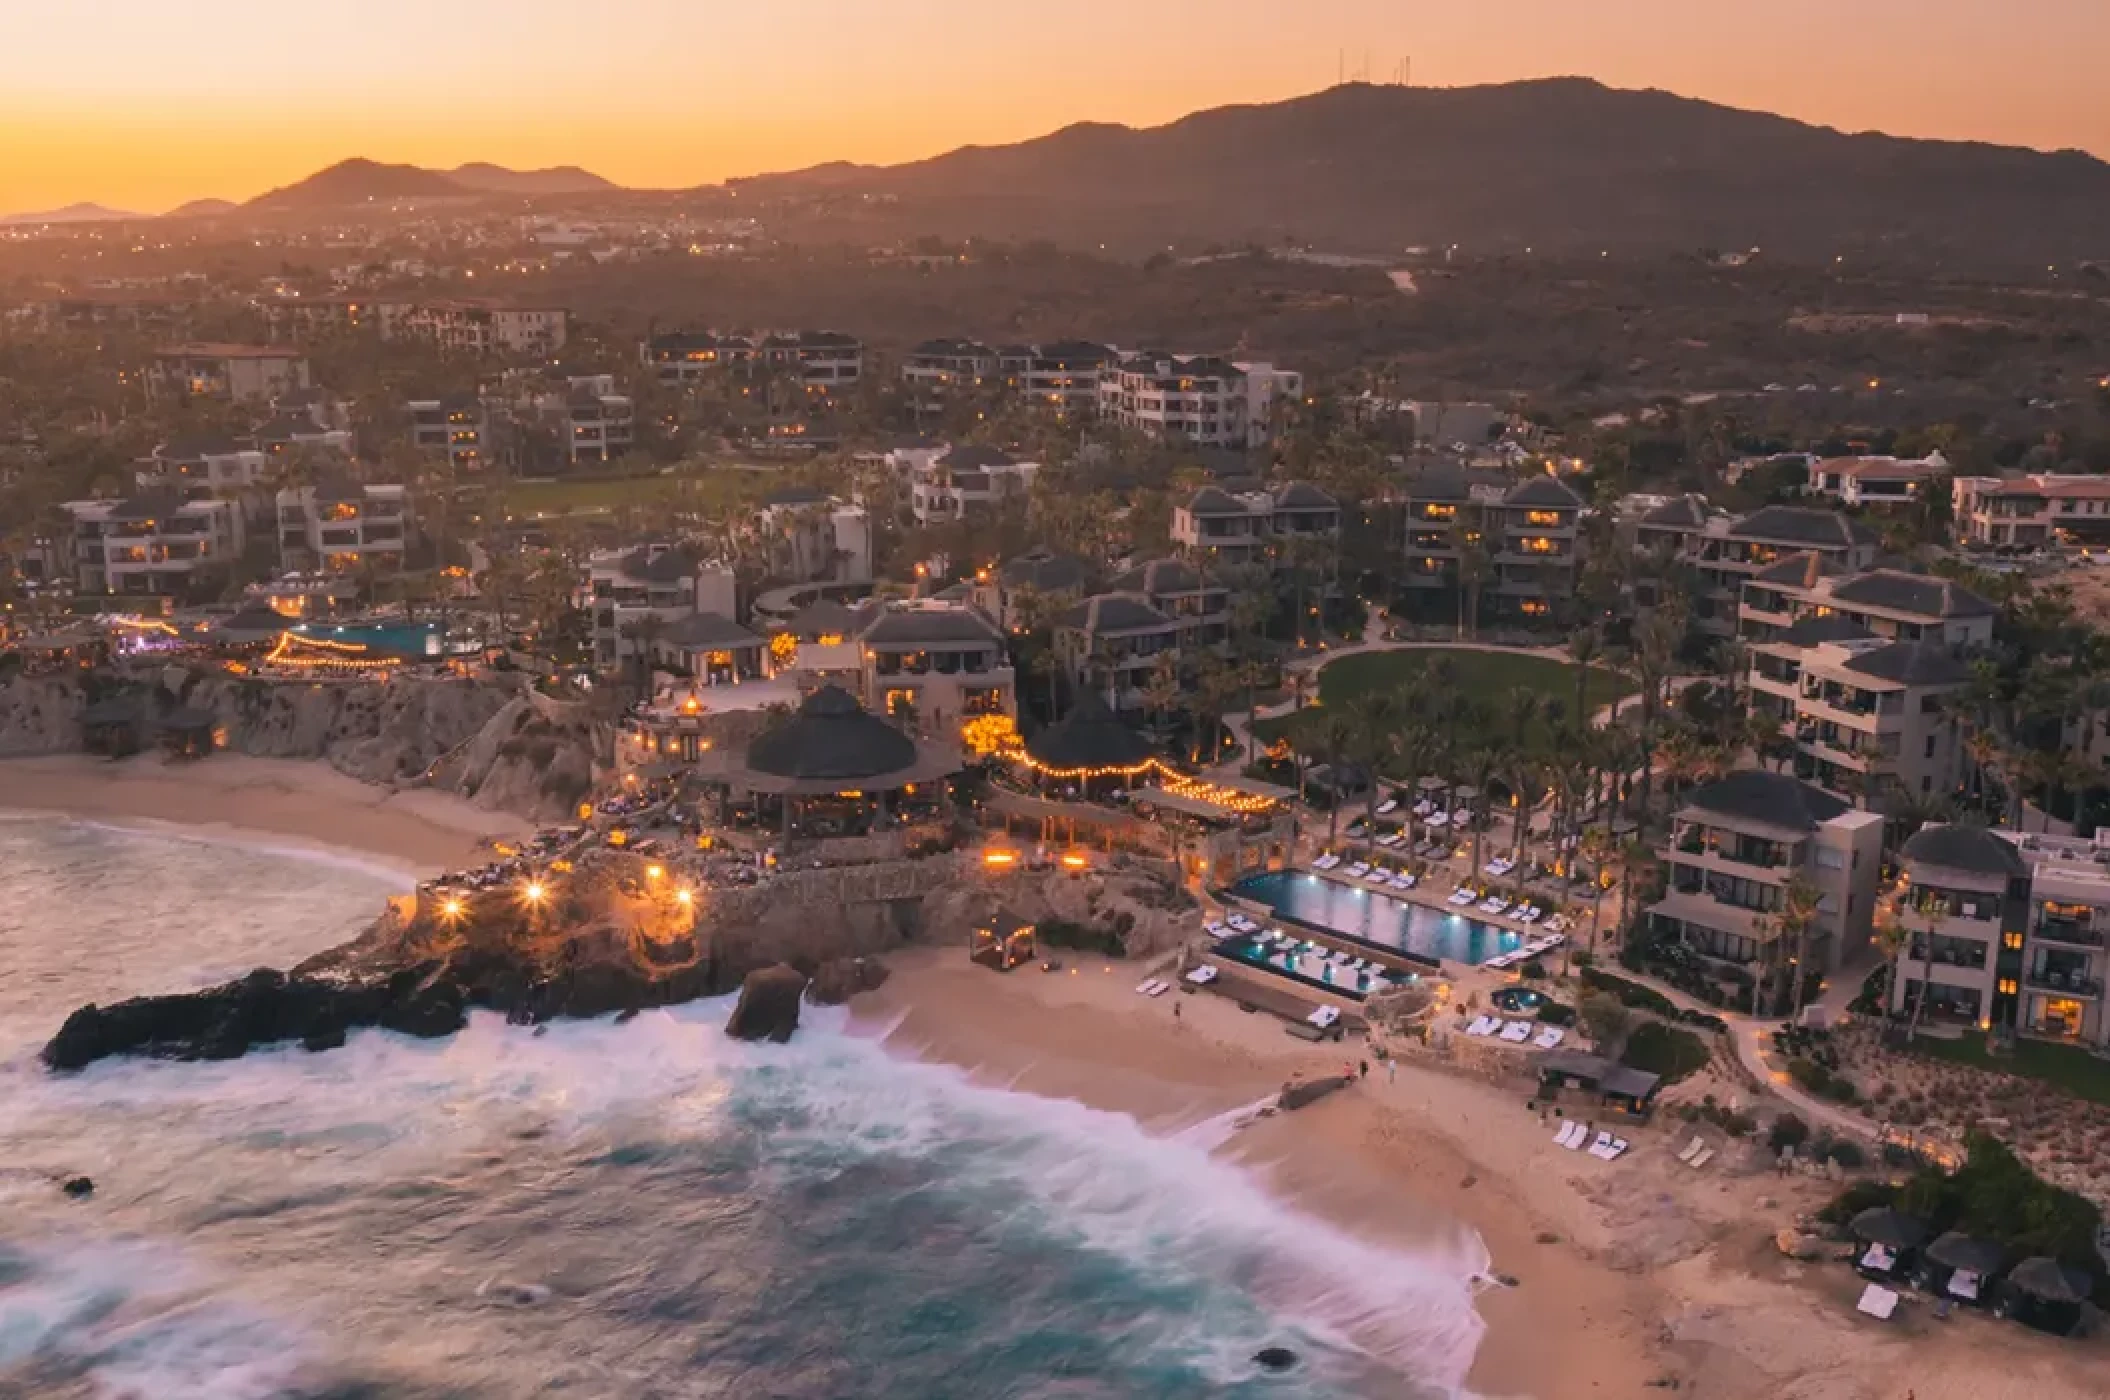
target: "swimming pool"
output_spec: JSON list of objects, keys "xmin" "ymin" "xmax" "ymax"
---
[
  {"xmin": 1210, "ymin": 931, "xmax": 1414, "ymax": 1003},
  {"xmin": 1229, "ymin": 870, "xmax": 1530, "ymax": 968},
  {"xmin": 291, "ymin": 621, "xmax": 445, "ymax": 659}
]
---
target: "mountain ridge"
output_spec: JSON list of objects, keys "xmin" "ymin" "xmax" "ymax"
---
[
  {"xmin": 0, "ymin": 202, "xmax": 145, "ymax": 226},
  {"xmin": 246, "ymin": 157, "xmax": 617, "ymax": 210}
]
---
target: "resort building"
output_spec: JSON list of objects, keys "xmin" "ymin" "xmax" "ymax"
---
[
  {"xmin": 407, "ymin": 394, "xmax": 492, "ymax": 473},
  {"xmin": 649, "ymin": 612, "xmax": 769, "ymax": 688},
  {"xmin": 256, "ymin": 414, "xmax": 353, "ymax": 465},
  {"xmin": 1399, "ymin": 465, "xmax": 1510, "ymax": 607},
  {"xmin": 1745, "ymin": 628, "xmax": 1971, "ymax": 803},
  {"xmin": 641, "ymin": 330, "xmax": 863, "ymax": 390},
  {"xmin": 1650, "ymin": 770, "xmax": 1885, "ymax": 980},
  {"xmin": 1631, "ymin": 493, "xmax": 1714, "ymax": 560},
  {"xmin": 375, "ymin": 301, "xmax": 569, "ymax": 356},
  {"xmin": 1097, "ymin": 354, "xmax": 1301, "ymax": 448},
  {"xmin": 1806, "ymin": 454, "xmax": 1949, "ymax": 509},
  {"xmin": 274, "ymin": 483, "xmax": 412, "ymax": 574},
  {"xmin": 901, "ymin": 339, "xmax": 999, "ymax": 400},
  {"xmin": 150, "ymin": 344, "xmax": 311, "ymax": 402},
  {"xmin": 1737, "ymin": 559, "xmax": 1998, "ymax": 651},
  {"xmin": 1054, "ymin": 594, "xmax": 1182, "ymax": 712},
  {"xmin": 2003, "ymin": 831, "xmax": 2110, "ymax": 1049},
  {"xmin": 65, "ymin": 492, "xmax": 244, "ymax": 600},
  {"xmin": 909, "ymin": 446, "xmax": 1040, "ymax": 525},
  {"xmin": 749, "ymin": 489, "xmax": 874, "ymax": 585},
  {"xmin": 1950, "ymin": 473, "xmax": 2110, "ymax": 550},
  {"xmin": 1489, "ymin": 475, "xmax": 1587, "ymax": 622},
  {"xmin": 974, "ymin": 548, "xmax": 1094, "ymax": 634},
  {"xmin": 1887, "ymin": 825, "xmax": 2028, "ymax": 1034},
  {"xmin": 586, "ymin": 543, "xmax": 738, "ymax": 671},
  {"xmin": 537, "ymin": 375, "xmax": 634, "ymax": 466},
  {"xmin": 1673, "ymin": 506, "xmax": 1880, "ymax": 637},
  {"xmin": 1171, "ymin": 483, "xmax": 1341, "ymax": 565},
  {"xmin": 1102, "ymin": 558, "xmax": 1231, "ymax": 648},
  {"xmin": 857, "ymin": 603, "xmax": 1016, "ymax": 739},
  {"xmin": 142, "ymin": 436, "xmax": 269, "ymax": 492},
  {"xmin": 1001, "ymin": 341, "xmax": 1116, "ymax": 413}
]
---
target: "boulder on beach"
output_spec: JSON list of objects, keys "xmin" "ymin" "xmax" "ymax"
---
[
  {"xmin": 726, "ymin": 965, "xmax": 807, "ymax": 1043},
  {"xmin": 1277, "ymin": 1074, "xmax": 1351, "ymax": 1111},
  {"xmin": 805, "ymin": 956, "xmax": 890, "ymax": 1006},
  {"xmin": 1775, "ymin": 1229, "xmax": 1825, "ymax": 1260},
  {"xmin": 1253, "ymin": 1347, "xmax": 1299, "ymax": 1372},
  {"xmin": 61, "ymin": 1176, "xmax": 93, "ymax": 1199}
]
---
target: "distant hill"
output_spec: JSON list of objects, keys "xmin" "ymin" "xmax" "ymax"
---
[
  {"xmin": 731, "ymin": 79, "xmax": 2110, "ymax": 269},
  {"xmin": 0, "ymin": 202, "xmax": 144, "ymax": 226},
  {"xmin": 245, "ymin": 157, "xmax": 618, "ymax": 210},
  {"xmin": 446, "ymin": 163, "xmax": 615, "ymax": 195},
  {"xmin": 164, "ymin": 198, "xmax": 239, "ymax": 219}
]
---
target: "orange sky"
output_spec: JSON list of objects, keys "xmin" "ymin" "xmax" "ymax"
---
[{"xmin": 3, "ymin": 0, "xmax": 2106, "ymax": 212}]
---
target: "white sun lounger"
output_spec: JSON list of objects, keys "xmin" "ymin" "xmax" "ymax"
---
[
  {"xmin": 1588, "ymin": 1134, "xmax": 1629, "ymax": 1161},
  {"xmin": 1533, "ymin": 1026, "xmax": 1565, "ymax": 1049},
  {"xmin": 1377, "ymin": 832, "xmax": 1403, "ymax": 847},
  {"xmin": 1376, "ymin": 798, "xmax": 1399, "ymax": 815},
  {"xmin": 1427, "ymin": 811, "xmax": 1451, "ymax": 827},
  {"xmin": 1448, "ymin": 888, "xmax": 1476, "ymax": 906},
  {"xmin": 1677, "ymin": 1137, "xmax": 1706, "ymax": 1164},
  {"xmin": 1412, "ymin": 799, "xmax": 1434, "ymax": 817},
  {"xmin": 1313, "ymin": 853, "xmax": 1339, "ymax": 870},
  {"xmin": 1479, "ymin": 898, "xmax": 1508, "ymax": 915},
  {"xmin": 1856, "ymin": 1284, "xmax": 1901, "ymax": 1321},
  {"xmin": 1204, "ymin": 920, "xmax": 1229, "ymax": 937},
  {"xmin": 1554, "ymin": 1120, "xmax": 1587, "ymax": 1149},
  {"xmin": 1688, "ymin": 1148, "xmax": 1714, "ymax": 1170},
  {"xmin": 1363, "ymin": 866, "xmax": 1391, "ymax": 884},
  {"xmin": 1499, "ymin": 1020, "xmax": 1533, "ymax": 1043},
  {"xmin": 1544, "ymin": 915, "xmax": 1569, "ymax": 934},
  {"xmin": 1561, "ymin": 1122, "xmax": 1592, "ymax": 1151},
  {"xmin": 1185, "ymin": 966, "xmax": 1219, "ymax": 986},
  {"xmin": 1346, "ymin": 862, "xmax": 1371, "ymax": 878},
  {"xmin": 1308, "ymin": 1005, "xmax": 1341, "ymax": 1029},
  {"xmin": 1464, "ymin": 1015, "xmax": 1497, "ymax": 1036},
  {"xmin": 1387, "ymin": 873, "xmax": 1414, "ymax": 890},
  {"xmin": 1135, "ymin": 978, "xmax": 1166, "ymax": 996}
]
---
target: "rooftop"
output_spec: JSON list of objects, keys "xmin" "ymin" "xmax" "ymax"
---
[
  {"xmin": 1683, "ymin": 770, "xmax": 1850, "ymax": 833},
  {"xmin": 1638, "ymin": 494, "xmax": 1711, "ymax": 529},
  {"xmin": 1825, "ymin": 570, "xmax": 1998, "ymax": 620},
  {"xmin": 1730, "ymin": 506, "xmax": 1877, "ymax": 550},
  {"xmin": 1502, "ymin": 475, "xmax": 1586, "ymax": 509},
  {"xmin": 861, "ymin": 606, "xmax": 1002, "ymax": 647},
  {"xmin": 744, "ymin": 685, "xmax": 919, "ymax": 784},
  {"xmin": 1902, "ymin": 824, "xmax": 2028, "ymax": 879},
  {"xmin": 1839, "ymin": 640, "xmax": 1972, "ymax": 687}
]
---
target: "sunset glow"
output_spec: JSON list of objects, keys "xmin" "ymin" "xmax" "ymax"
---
[{"xmin": 3, "ymin": 0, "xmax": 2106, "ymax": 213}]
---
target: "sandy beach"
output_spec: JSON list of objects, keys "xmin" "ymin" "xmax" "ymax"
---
[
  {"xmin": 0, "ymin": 752, "xmax": 528, "ymax": 879},
  {"xmin": 854, "ymin": 946, "xmax": 2110, "ymax": 1400}
]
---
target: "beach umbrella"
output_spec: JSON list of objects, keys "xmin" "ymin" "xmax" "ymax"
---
[
  {"xmin": 1451, "ymin": 785, "xmax": 1481, "ymax": 803},
  {"xmin": 1925, "ymin": 1233, "xmax": 2007, "ymax": 1277},
  {"xmin": 1849, "ymin": 1207, "xmax": 1927, "ymax": 1250},
  {"xmin": 1417, "ymin": 776, "xmax": 1449, "ymax": 792},
  {"xmin": 2007, "ymin": 1257, "xmax": 2092, "ymax": 1305}
]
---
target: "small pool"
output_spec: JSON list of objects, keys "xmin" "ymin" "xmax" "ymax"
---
[
  {"xmin": 1230, "ymin": 870, "xmax": 1529, "ymax": 968},
  {"xmin": 292, "ymin": 621, "xmax": 444, "ymax": 660},
  {"xmin": 1211, "ymin": 931, "xmax": 1413, "ymax": 1003},
  {"xmin": 1492, "ymin": 987, "xmax": 1547, "ymax": 1014}
]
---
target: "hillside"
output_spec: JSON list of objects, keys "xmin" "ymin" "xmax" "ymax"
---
[
  {"xmin": 731, "ymin": 79, "xmax": 2110, "ymax": 269},
  {"xmin": 247, "ymin": 159, "xmax": 470, "ymax": 210},
  {"xmin": 0, "ymin": 202, "xmax": 144, "ymax": 226},
  {"xmin": 163, "ymin": 198, "xmax": 239, "ymax": 219},
  {"xmin": 446, "ymin": 162, "xmax": 614, "ymax": 195}
]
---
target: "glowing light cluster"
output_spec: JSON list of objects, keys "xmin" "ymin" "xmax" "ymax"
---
[
  {"xmin": 263, "ymin": 632, "xmax": 401, "ymax": 672},
  {"xmin": 1156, "ymin": 773, "xmax": 1278, "ymax": 815}
]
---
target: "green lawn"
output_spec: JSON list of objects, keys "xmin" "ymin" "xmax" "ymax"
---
[
  {"xmin": 1255, "ymin": 647, "xmax": 1633, "ymax": 757},
  {"xmin": 494, "ymin": 468, "xmax": 789, "ymax": 519},
  {"xmin": 1910, "ymin": 1030, "xmax": 2110, "ymax": 1107}
]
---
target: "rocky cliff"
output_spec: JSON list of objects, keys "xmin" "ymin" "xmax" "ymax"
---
[{"xmin": 0, "ymin": 667, "xmax": 599, "ymax": 822}]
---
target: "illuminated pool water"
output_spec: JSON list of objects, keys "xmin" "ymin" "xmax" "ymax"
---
[
  {"xmin": 1210, "ymin": 931, "xmax": 1416, "ymax": 1003},
  {"xmin": 1229, "ymin": 870, "xmax": 1529, "ymax": 968},
  {"xmin": 291, "ymin": 621, "xmax": 444, "ymax": 659}
]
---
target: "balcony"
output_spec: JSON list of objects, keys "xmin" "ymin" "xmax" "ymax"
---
[
  {"xmin": 2034, "ymin": 919, "xmax": 2107, "ymax": 950},
  {"xmin": 2025, "ymin": 970, "xmax": 2103, "ymax": 1000}
]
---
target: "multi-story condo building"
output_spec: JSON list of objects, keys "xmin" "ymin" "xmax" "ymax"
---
[
  {"xmin": 973, "ymin": 548, "xmax": 1093, "ymax": 634},
  {"xmin": 1631, "ymin": 493, "xmax": 1713, "ymax": 559},
  {"xmin": 1673, "ymin": 506, "xmax": 1879, "ymax": 636},
  {"xmin": 1400, "ymin": 466, "xmax": 1510, "ymax": 607},
  {"xmin": 1951, "ymin": 473, "xmax": 2110, "ymax": 550},
  {"xmin": 1745, "ymin": 628, "xmax": 1970, "ymax": 802},
  {"xmin": 1489, "ymin": 476, "xmax": 1586, "ymax": 623},
  {"xmin": 407, "ymin": 394, "xmax": 491, "ymax": 473},
  {"xmin": 66, "ymin": 492, "xmax": 244, "ymax": 600},
  {"xmin": 275, "ymin": 484, "xmax": 411, "ymax": 574},
  {"xmin": 376, "ymin": 301, "xmax": 569, "ymax": 356},
  {"xmin": 749, "ymin": 489, "xmax": 874, "ymax": 585},
  {"xmin": 2004, "ymin": 831, "xmax": 2110, "ymax": 1048},
  {"xmin": 1887, "ymin": 825, "xmax": 2027, "ymax": 1034},
  {"xmin": 586, "ymin": 543, "xmax": 739, "ymax": 671},
  {"xmin": 901, "ymin": 339, "xmax": 999, "ymax": 399},
  {"xmin": 641, "ymin": 330, "xmax": 863, "ymax": 390},
  {"xmin": 545, "ymin": 377, "xmax": 633, "ymax": 465},
  {"xmin": 143, "ymin": 436, "xmax": 269, "ymax": 492},
  {"xmin": 1806, "ymin": 454, "xmax": 1948, "ymax": 509},
  {"xmin": 1053, "ymin": 594, "xmax": 1183, "ymax": 712},
  {"xmin": 1650, "ymin": 770, "xmax": 1884, "ymax": 983},
  {"xmin": 1172, "ymin": 483, "xmax": 1341, "ymax": 564},
  {"xmin": 1000, "ymin": 341, "xmax": 1116, "ymax": 414},
  {"xmin": 910, "ymin": 446, "xmax": 1039, "ymax": 525},
  {"xmin": 1737, "ymin": 558, "xmax": 1998, "ymax": 650},
  {"xmin": 150, "ymin": 344, "xmax": 311, "ymax": 402},
  {"xmin": 256, "ymin": 414, "xmax": 353, "ymax": 465},
  {"xmin": 858, "ymin": 604, "xmax": 1016, "ymax": 739},
  {"xmin": 1097, "ymin": 354, "xmax": 1301, "ymax": 448}
]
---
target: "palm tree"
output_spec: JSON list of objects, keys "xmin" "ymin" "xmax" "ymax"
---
[
  {"xmin": 1449, "ymin": 522, "xmax": 1492, "ymax": 641},
  {"xmin": 1315, "ymin": 711, "xmax": 1357, "ymax": 848},
  {"xmin": 1461, "ymin": 746, "xmax": 1501, "ymax": 879},
  {"xmin": 1567, "ymin": 624, "xmax": 1603, "ymax": 728},
  {"xmin": 1344, "ymin": 692, "xmax": 1397, "ymax": 849},
  {"xmin": 1029, "ymin": 647, "xmax": 1065, "ymax": 724},
  {"xmin": 1774, "ymin": 874, "xmax": 1825, "ymax": 1021},
  {"xmin": 1141, "ymin": 652, "xmax": 1181, "ymax": 742}
]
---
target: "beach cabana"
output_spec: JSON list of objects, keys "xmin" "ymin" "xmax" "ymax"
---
[
  {"xmin": 1536, "ymin": 1050, "xmax": 1663, "ymax": 1117},
  {"xmin": 1019, "ymin": 692, "xmax": 1160, "ymax": 794},
  {"xmin": 971, "ymin": 907, "xmax": 1037, "ymax": 971},
  {"xmin": 81, "ymin": 697, "xmax": 143, "ymax": 758},
  {"xmin": 1922, "ymin": 1232, "xmax": 2007, "ymax": 1304},
  {"xmin": 1849, "ymin": 1207, "xmax": 1927, "ymax": 1280},
  {"xmin": 158, "ymin": 704, "xmax": 218, "ymax": 760},
  {"xmin": 653, "ymin": 612, "xmax": 768, "ymax": 685},
  {"xmin": 1997, "ymin": 1257, "xmax": 2096, "ymax": 1336},
  {"xmin": 210, "ymin": 602, "xmax": 293, "ymax": 648}
]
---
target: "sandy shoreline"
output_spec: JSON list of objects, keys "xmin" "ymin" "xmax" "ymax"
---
[
  {"xmin": 0, "ymin": 753, "xmax": 528, "ymax": 879},
  {"xmin": 853, "ymin": 947, "xmax": 2109, "ymax": 1400}
]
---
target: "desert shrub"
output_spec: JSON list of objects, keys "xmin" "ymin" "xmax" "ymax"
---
[
  {"xmin": 1620, "ymin": 1022, "xmax": 1711, "ymax": 1085},
  {"xmin": 1580, "ymin": 968, "xmax": 1679, "ymax": 1018},
  {"xmin": 1036, "ymin": 918, "xmax": 1126, "ymax": 957},
  {"xmin": 1520, "ymin": 959, "xmax": 1548, "ymax": 981},
  {"xmin": 1824, "ymin": 1140, "xmax": 1867, "ymax": 1169},
  {"xmin": 1819, "ymin": 1179, "xmax": 1900, "ymax": 1225},
  {"xmin": 1537, "ymin": 1001, "xmax": 1578, "ymax": 1027},
  {"xmin": 1769, "ymin": 1112, "xmax": 1811, "ymax": 1152}
]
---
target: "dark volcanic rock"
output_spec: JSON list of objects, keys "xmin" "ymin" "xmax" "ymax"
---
[
  {"xmin": 725, "ymin": 964, "xmax": 806, "ymax": 1043},
  {"xmin": 805, "ymin": 956, "xmax": 890, "ymax": 1006},
  {"xmin": 1277, "ymin": 1074, "xmax": 1351, "ymax": 1111},
  {"xmin": 61, "ymin": 1176, "xmax": 93, "ymax": 1199},
  {"xmin": 1253, "ymin": 1347, "xmax": 1298, "ymax": 1372}
]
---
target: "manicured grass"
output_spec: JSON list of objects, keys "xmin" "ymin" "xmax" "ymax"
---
[
  {"xmin": 1911, "ymin": 1030, "xmax": 2110, "ymax": 1107},
  {"xmin": 495, "ymin": 468, "xmax": 784, "ymax": 518},
  {"xmin": 1255, "ymin": 647, "xmax": 1633, "ymax": 753}
]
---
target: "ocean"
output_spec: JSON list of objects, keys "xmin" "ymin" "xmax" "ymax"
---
[{"xmin": 0, "ymin": 816, "xmax": 1490, "ymax": 1399}]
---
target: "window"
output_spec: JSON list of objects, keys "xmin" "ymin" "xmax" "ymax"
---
[
  {"xmin": 1924, "ymin": 735, "xmax": 1937, "ymax": 759},
  {"xmin": 1817, "ymin": 848, "xmax": 1845, "ymax": 870}
]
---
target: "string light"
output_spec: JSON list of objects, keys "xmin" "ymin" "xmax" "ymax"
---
[
  {"xmin": 1157, "ymin": 773, "xmax": 1279, "ymax": 815},
  {"xmin": 263, "ymin": 632, "xmax": 401, "ymax": 673},
  {"xmin": 1011, "ymin": 753, "xmax": 1171, "ymax": 782}
]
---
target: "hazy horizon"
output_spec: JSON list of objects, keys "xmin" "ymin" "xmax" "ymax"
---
[{"xmin": 4, "ymin": 0, "xmax": 2108, "ymax": 213}]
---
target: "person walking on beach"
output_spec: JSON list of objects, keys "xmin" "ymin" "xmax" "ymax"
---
[{"xmin": 1172, "ymin": 1001, "xmax": 1182, "ymax": 1026}]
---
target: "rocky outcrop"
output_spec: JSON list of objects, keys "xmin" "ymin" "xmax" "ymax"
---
[
  {"xmin": 725, "ymin": 965, "xmax": 807, "ymax": 1042},
  {"xmin": 805, "ymin": 956, "xmax": 891, "ymax": 1006},
  {"xmin": 1278, "ymin": 1074, "xmax": 1353, "ymax": 1111},
  {"xmin": 919, "ymin": 862, "xmax": 1196, "ymax": 959}
]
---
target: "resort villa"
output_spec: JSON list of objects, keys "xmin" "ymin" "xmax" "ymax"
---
[
  {"xmin": 1745, "ymin": 628, "xmax": 1971, "ymax": 804},
  {"xmin": 1950, "ymin": 472, "xmax": 2110, "ymax": 550},
  {"xmin": 1170, "ymin": 483, "xmax": 1342, "ymax": 566}
]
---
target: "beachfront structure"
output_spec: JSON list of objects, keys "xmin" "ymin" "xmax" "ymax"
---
[
  {"xmin": 1950, "ymin": 473, "xmax": 2110, "ymax": 550},
  {"xmin": 650, "ymin": 612, "xmax": 769, "ymax": 686},
  {"xmin": 1737, "ymin": 558, "xmax": 1999, "ymax": 651},
  {"xmin": 1806, "ymin": 454, "xmax": 1950, "ymax": 509},
  {"xmin": 971, "ymin": 908, "xmax": 1039, "ymax": 971},
  {"xmin": 407, "ymin": 394, "xmax": 491, "ymax": 473},
  {"xmin": 1171, "ymin": 483, "xmax": 1341, "ymax": 565},
  {"xmin": 858, "ymin": 603, "xmax": 1016, "ymax": 739},
  {"xmin": 749, "ymin": 489, "xmax": 874, "ymax": 585},
  {"xmin": 1888, "ymin": 825, "xmax": 2028, "ymax": 1034},
  {"xmin": 1668, "ymin": 506, "xmax": 1881, "ymax": 637},
  {"xmin": 1019, "ymin": 692, "xmax": 1160, "ymax": 792},
  {"xmin": 274, "ymin": 483, "xmax": 412, "ymax": 574},
  {"xmin": 2004, "ymin": 832, "xmax": 2110, "ymax": 1048},
  {"xmin": 1650, "ymin": 771, "xmax": 1885, "ymax": 983},
  {"xmin": 1745, "ymin": 627, "xmax": 1971, "ymax": 804},
  {"xmin": 587, "ymin": 543, "xmax": 738, "ymax": 671},
  {"xmin": 910, "ymin": 446, "xmax": 1040, "ymax": 525},
  {"xmin": 375, "ymin": 301, "xmax": 569, "ymax": 356},
  {"xmin": 1397, "ymin": 467, "xmax": 1586, "ymax": 623},
  {"xmin": 697, "ymin": 684, "xmax": 963, "ymax": 844},
  {"xmin": 973, "ymin": 548, "xmax": 1093, "ymax": 634},
  {"xmin": 65, "ymin": 492, "xmax": 244, "ymax": 600},
  {"xmin": 149, "ymin": 344, "xmax": 311, "ymax": 402},
  {"xmin": 641, "ymin": 330, "xmax": 864, "ymax": 390},
  {"xmin": 1097, "ymin": 354, "xmax": 1301, "ymax": 448},
  {"xmin": 141, "ymin": 436, "xmax": 269, "ymax": 491}
]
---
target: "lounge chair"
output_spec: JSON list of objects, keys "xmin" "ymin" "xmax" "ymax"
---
[
  {"xmin": 1388, "ymin": 872, "xmax": 1415, "ymax": 890},
  {"xmin": 1146, "ymin": 981, "xmax": 1170, "ymax": 998},
  {"xmin": 1377, "ymin": 832, "xmax": 1403, "ymax": 847},
  {"xmin": 1427, "ymin": 811, "xmax": 1451, "ymax": 828},
  {"xmin": 1603, "ymin": 1138, "xmax": 1629, "ymax": 1161},
  {"xmin": 1448, "ymin": 887, "xmax": 1476, "ymax": 906},
  {"xmin": 1184, "ymin": 966, "xmax": 1220, "ymax": 986},
  {"xmin": 1552, "ymin": 1120, "xmax": 1583, "ymax": 1148},
  {"xmin": 1313, "ymin": 853, "xmax": 1339, "ymax": 870},
  {"xmin": 1499, "ymin": 1021, "xmax": 1532, "ymax": 1043},
  {"xmin": 1464, "ymin": 1015, "xmax": 1498, "ymax": 1037},
  {"xmin": 1412, "ymin": 799, "xmax": 1435, "ymax": 817},
  {"xmin": 1346, "ymin": 862, "xmax": 1371, "ymax": 879},
  {"xmin": 1532, "ymin": 1027, "xmax": 1565, "ymax": 1049},
  {"xmin": 1363, "ymin": 866, "xmax": 1391, "ymax": 885},
  {"xmin": 1676, "ymin": 1137, "xmax": 1706, "ymax": 1165},
  {"xmin": 1544, "ymin": 914, "xmax": 1569, "ymax": 934},
  {"xmin": 1204, "ymin": 920, "xmax": 1229, "ymax": 937},
  {"xmin": 1586, "ymin": 1132, "xmax": 1617, "ymax": 1159},
  {"xmin": 1376, "ymin": 798, "xmax": 1399, "ymax": 816},
  {"xmin": 1478, "ymin": 897, "xmax": 1508, "ymax": 915},
  {"xmin": 1561, "ymin": 1123, "xmax": 1592, "ymax": 1151},
  {"xmin": 1135, "ymin": 978, "xmax": 1163, "ymax": 996}
]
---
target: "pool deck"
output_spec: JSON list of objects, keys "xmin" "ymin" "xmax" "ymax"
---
[{"xmin": 1300, "ymin": 860, "xmax": 1585, "ymax": 947}]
